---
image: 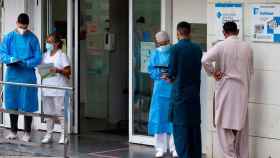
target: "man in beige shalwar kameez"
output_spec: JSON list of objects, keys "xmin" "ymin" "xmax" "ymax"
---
[{"xmin": 202, "ymin": 22, "xmax": 254, "ymax": 158}]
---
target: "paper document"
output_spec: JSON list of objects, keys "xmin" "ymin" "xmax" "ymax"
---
[{"xmin": 37, "ymin": 63, "xmax": 56, "ymax": 79}]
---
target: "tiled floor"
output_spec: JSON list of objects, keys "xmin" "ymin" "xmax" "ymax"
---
[
  {"xmin": 0, "ymin": 128, "xmax": 159, "ymax": 158},
  {"xmin": 0, "ymin": 129, "xmax": 207, "ymax": 158}
]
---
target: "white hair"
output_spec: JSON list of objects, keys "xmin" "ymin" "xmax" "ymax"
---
[{"xmin": 155, "ymin": 31, "xmax": 170, "ymax": 43}]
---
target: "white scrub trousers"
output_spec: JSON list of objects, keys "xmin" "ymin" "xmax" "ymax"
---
[
  {"xmin": 43, "ymin": 96, "xmax": 65, "ymax": 134},
  {"xmin": 155, "ymin": 133, "xmax": 176, "ymax": 153}
]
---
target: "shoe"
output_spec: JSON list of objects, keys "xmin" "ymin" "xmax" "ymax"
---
[
  {"xmin": 58, "ymin": 133, "xmax": 67, "ymax": 144},
  {"xmin": 41, "ymin": 133, "xmax": 53, "ymax": 144},
  {"xmin": 21, "ymin": 132, "xmax": 31, "ymax": 142},
  {"xmin": 172, "ymin": 150, "xmax": 178, "ymax": 157},
  {"xmin": 6, "ymin": 132, "xmax": 17, "ymax": 140},
  {"xmin": 155, "ymin": 150, "xmax": 164, "ymax": 157}
]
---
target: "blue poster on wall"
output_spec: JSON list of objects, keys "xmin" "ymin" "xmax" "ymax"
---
[
  {"xmin": 252, "ymin": 4, "xmax": 280, "ymax": 43},
  {"xmin": 215, "ymin": 3, "xmax": 243, "ymax": 40}
]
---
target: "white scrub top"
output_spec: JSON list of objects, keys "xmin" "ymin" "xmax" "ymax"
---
[{"xmin": 42, "ymin": 49, "xmax": 70, "ymax": 96}]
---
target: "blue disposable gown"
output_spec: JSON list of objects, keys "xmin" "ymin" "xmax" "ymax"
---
[
  {"xmin": 0, "ymin": 31, "xmax": 42, "ymax": 112},
  {"xmin": 148, "ymin": 45, "xmax": 173, "ymax": 135}
]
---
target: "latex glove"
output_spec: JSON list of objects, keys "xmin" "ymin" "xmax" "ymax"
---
[
  {"xmin": 10, "ymin": 57, "xmax": 19, "ymax": 63},
  {"xmin": 7, "ymin": 57, "xmax": 20, "ymax": 66}
]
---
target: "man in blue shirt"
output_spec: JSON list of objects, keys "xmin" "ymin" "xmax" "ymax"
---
[
  {"xmin": 164, "ymin": 21, "xmax": 202, "ymax": 158},
  {"xmin": 0, "ymin": 13, "xmax": 42, "ymax": 142}
]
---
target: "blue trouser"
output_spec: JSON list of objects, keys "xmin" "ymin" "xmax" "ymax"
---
[{"xmin": 173, "ymin": 125, "xmax": 202, "ymax": 158}]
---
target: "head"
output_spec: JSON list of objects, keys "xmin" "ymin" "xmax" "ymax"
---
[
  {"xmin": 16, "ymin": 13, "xmax": 29, "ymax": 35},
  {"xmin": 136, "ymin": 16, "xmax": 145, "ymax": 29},
  {"xmin": 45, "ymin": 32, "xmax": 63, "ymax": 52},
  {"xmin": 136, "ymin": 16, "xmax": 145, "ymax": 24},
  {"xmin": 176, "ymin": 21, "xmax": 191, "ymax": 40},
  {"xmin": 155, "ymin": 31, "xmax": 170, "ymax": 46},
  {"xmin": 223, "ymin": 21, "xmax": 239, "ymax": 38}
]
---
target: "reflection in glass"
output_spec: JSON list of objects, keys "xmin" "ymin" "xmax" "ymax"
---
[{"xmin": 133, "ymin": 0, "xmax": 161, "ymax": 135}]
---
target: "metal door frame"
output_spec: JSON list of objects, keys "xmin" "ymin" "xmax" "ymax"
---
[
  {"xmin": 128, "ymin": 0, "xmax": 173, "ymax": 146},
  {"xmin": 67, "ymin": 0, "xmax": 79, "ymax": 134}
]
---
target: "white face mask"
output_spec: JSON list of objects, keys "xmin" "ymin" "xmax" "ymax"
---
[
  {"xmin": 158, "ymin": 44, "xmax": 171, "ymax": 52},
  {"xmin": 18, "ymin": 28, "xmax": 27, "ymax": 35}
]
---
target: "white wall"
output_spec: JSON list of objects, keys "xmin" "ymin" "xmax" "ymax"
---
[
  {"xmin": 173, "ymin": 0, "xmax": 207, "ymax": 43},
  {"xmin": 207, "ymin": 0, "xmax": 280, "ymax": 158},
  {"xmin": 3, "ymin": 0, "xmax": 25, "ymax": 34},
  {"xmin": 2, "ymin": 0, "xmax": 25, "ymax": 129}
]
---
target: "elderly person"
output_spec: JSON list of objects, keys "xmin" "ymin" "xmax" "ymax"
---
[{"xmin": 147, "ymin": 31, "xmax": 177, "ymax": 158}]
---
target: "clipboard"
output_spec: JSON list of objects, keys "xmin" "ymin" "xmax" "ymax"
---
[{"xmin": 37, "ymin": 63, "xmax": 56, "ymax": 79}]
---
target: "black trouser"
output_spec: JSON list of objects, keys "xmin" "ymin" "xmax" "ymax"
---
[
  {"xmin": 10, "ymin": 114, "xmax": 33, "ymax": 133},
  {"xmin": 173, "ymin": 125, "xmax": 202, "ymax": 158}
]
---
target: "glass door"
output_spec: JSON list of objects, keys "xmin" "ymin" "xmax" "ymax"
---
[
  {"xmin": 81, "ymin": 0, "xmax": 110, "ymax": 120},
  {"xmin": 129, "ymin": 0, "xmax": 172, "ymax": 145},
  {"xmin": 37, "ymin": 0, "xmax": 68, "ymax": 132},
  {"xmin": 39, "ymin": 0, "xmax": 78, "ymax": 134},
  {"xmin": 0, "ymin": 0, "xmax": 4, "ymax": 126}
]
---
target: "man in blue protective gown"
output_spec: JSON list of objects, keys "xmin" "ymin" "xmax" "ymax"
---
[
  {"xmin": 0, "ymin": 13, "xmax": 42, "ymax": 142},
  {"xmin": 148, "ymin": 31, "xmax": 178, "ymax": 158},
  {"xmin": 164, "ymin": 21, "xmax": 202, "ymax": 158}
]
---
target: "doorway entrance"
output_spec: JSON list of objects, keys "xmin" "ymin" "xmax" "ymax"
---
[{"xmin": 78, "ymin": 0, "xmax": 129, "ymax": 136}]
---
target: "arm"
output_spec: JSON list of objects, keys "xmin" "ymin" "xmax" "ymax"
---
[
  {"xmin": 0, "ymin": 34, "xmax": 17, "ymax": 64},
  {"xmin": 22, "ymin": 36, "xmax": 42, "ymax": 68},
  {"xmin": 50, "ymin": 53, "xmax": 71, "ymax": 79},
  {"xmin": 168, "ymin": 46, "xmax": 178, "ymax": 82},
  {"xmin": 147, "ymin": 51, "xmax": 161, "ymax": 80},
  {"xmin": 51, "ymin": 66, "xmax": 71, "ymax": 79},
  {"xmin": 201, "ymin": 44, "xmax": 220, "ymax": 76}
]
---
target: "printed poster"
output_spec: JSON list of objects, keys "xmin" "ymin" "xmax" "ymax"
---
[
  {"xmin": 140, "ymin": 42, "xmax": 155, "ymax": 73},
  {"xmin": 215, "ymin": 3, "xmax": 243, "ymax": 40},
  {"xmin": 252, "ymin": 4, "xmax": 280, "ymax": 43}
]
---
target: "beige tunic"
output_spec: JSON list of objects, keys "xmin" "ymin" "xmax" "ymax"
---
[{"xmin": 202, "ymin": 36, "xmax": 253, "ymax": 130}]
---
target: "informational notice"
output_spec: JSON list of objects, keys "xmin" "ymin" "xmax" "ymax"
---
[
  {"xmin": 252, "ymin": 4, "xmax": 280, "ymax": 43},
  {"xmin": 140, "ymin": 42, "xmax": 155, "ymax": 73},
  {"xmin": 215, "ymin": 3, "xmax": 243, "ymax": 40}
]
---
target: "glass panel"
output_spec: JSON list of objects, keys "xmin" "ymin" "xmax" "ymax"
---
[
  {"xmin": 40, "ymin": 0, "xmax": 67, "ymax": 126},
  {"xmin": 132, "ymin": 0, "xmax": 161, "ymax": 135},
  {"xmin": 80, "ymin": 0, "xmax": 110, "ymax": 119},
  {"xmin": 0, "ymin": 5, "xmax": 3, "ymax": 125},
  {"xmin": 191, "ymin": 23, "xmax": 207, "ymax": 52}
]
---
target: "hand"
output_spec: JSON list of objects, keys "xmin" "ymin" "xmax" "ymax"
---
[
  {"xmin": 161, "ymin": 73, "xmax": 173, "ymax": 83},
  {"xmin": 160, "ymin": 73, "xmax": 169, "ymax": 80},
  {"xmin": 49, "ymin": 68, "xmax": 58, "ymax": 73},
  {"xmin": 7, "ymin": 61, "xmax": 21, "ymax": 66},
  {"xmin": 213, "ymin": 71, "xmax": 224, "ymax": 81}
]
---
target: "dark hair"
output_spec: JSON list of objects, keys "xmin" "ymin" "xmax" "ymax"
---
[
  {"xmin": 48, "ymin": 32, "xmax": 64, "ymax": 49},
  {"xmin": 17, "ymin": 13, "xmax": 29, "ymax": 25},
  {"xmin": 136, "ymin": 16, "xmax": 145, "ymax": 24},
  {"xmin": 223, "ymin": 21, "xmax": 238, "ymax": 34},
  {"xmin": 177, "ymin": 21, "xmax": 191, "ymax": 36}
]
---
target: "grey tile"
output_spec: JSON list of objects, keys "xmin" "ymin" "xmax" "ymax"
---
[{"xmin": 0, "ymin": 128, "xmax": 206, "ymax": 158}]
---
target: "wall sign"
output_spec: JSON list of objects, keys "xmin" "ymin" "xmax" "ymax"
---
[
  {"xmin": 140, "ymin": 42, "xmax": 155, "ymax": 73},
  {"xmin": 215, "ymin": 3, "xmax": 243, "ymax": 40},
  {"xmin": 252, "ymin": 4, "xmax": 280, "ymax": 43}
]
